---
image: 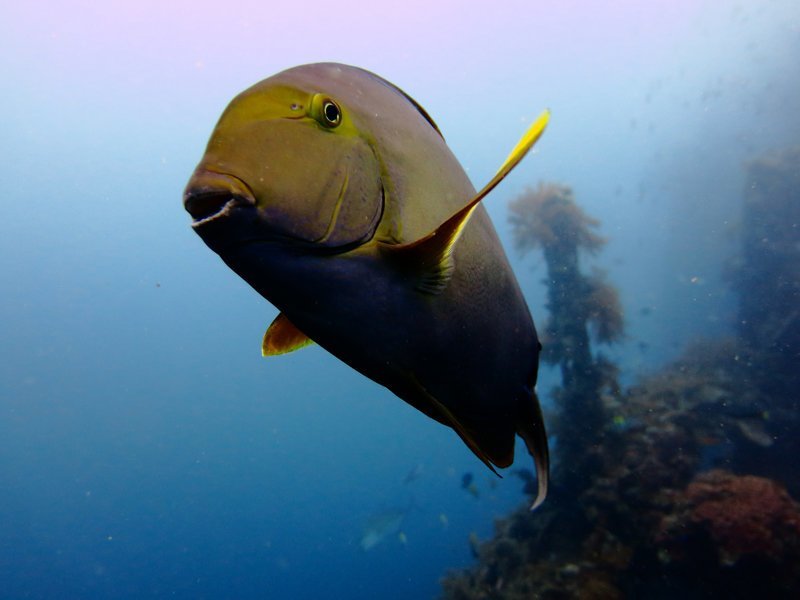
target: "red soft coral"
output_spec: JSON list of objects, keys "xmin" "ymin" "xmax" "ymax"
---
[{"xmin": 687, "ymin": 469, "xmax": 800, "ymax": 565}]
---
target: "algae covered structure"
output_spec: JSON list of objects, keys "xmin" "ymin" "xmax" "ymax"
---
[
  {"xmin": 442, "ymin": 151, "xmax": 800, "ymax": 598},
  {"xmin": 510, "ymin": 183, "xmax": 624, "ymax": 499}
]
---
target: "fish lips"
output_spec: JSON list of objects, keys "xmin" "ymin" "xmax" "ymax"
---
[
  {"xmin": 184, "ymin": 169, "xmax": 256, "ymax": 226},
  {"xmin": 184, "ymin": 169, "xmax": 275, "ymax": 252}
]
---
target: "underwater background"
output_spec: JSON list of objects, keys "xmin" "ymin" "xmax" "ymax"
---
[{"xmin": 1, "ymin": 1, "xmax": 798, "ymax": 598}]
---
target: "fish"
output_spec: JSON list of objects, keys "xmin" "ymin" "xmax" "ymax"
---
[
  {"xmin": 468, "ymin": 532, "xmax": 481, "ymax": 559},
  {"xmin": 461, "ymin": 472, "xmax": 480, "ymax": 499},
  {"xmin": 513, "ymin": 468, "xmax": 539, "ymax": 496},
  {"xmin": 183, "ymin": 63, "xmax": 550, "ymax": 509},
  {"xmin": 403, "ymin": 463, "xmax": 424, "ymax": 485},
  {"xmin": 735, "ymin": 418, "xmax": 773, "ymax": 447},
  {"xmin": 359, "ymin": 508, "xmax": 407, "ymax": 551}
]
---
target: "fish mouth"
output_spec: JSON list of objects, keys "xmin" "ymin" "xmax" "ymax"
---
[
  {"xmin": 184, "ymin": 167, "xmax": 383, "ymax": 255},
  {"xmin": 183, "ymin": 170, "xmax": 257, "ymax": 227}
]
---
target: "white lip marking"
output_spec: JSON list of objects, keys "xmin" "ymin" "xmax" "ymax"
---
[{"xmin": 191, "ymin": 198, "xmax": 237, "ymax": 228}]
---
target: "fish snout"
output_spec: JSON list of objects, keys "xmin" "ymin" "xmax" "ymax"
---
[{"xmin": 183, "ymin": 169, "xmax": 256, "ymax": 226}]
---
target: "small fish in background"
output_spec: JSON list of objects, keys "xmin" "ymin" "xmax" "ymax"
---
[
  {"xmin": 468, "ymin": 532, "xmax": 481, "ymax": 559},
  {"xmin": 438, "ymin": 513, "xmax": 449, "ymax": 528},
  {"xmin": 403, "ymin": 463, "xmax": 424, "ymax": 485},
  {"xmin": 184, "ymin": 63, "xmax": 550, "ymax": 508},
  {"xmin": 513, "ymin": 468, "xmax": 539, "ymax": 496},
  {"xmin": 611, "ymin": 415, "xmax": 643, "ymax": 433},
  {"xmin": 359, "ymin": 508, "xmax": 408, "ymax": 552},
  {"xmin": 735, "ymin": 418, "xmax": 773, "ymax": 447},
  {"xmin": 461, "ymin": 472, "xmax": 479, "ymax": 499}
]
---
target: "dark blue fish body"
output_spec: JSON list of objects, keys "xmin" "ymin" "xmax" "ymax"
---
[{"xmin": 184, "ymin": 63, "xmax": 550, "ymax": 508}]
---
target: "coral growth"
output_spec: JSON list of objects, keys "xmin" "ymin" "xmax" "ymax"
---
[
  {"xmin": 509, "ymin": 183, "xmax": 605, "ymax": 255},
  {"xmin": 585, "ymin": 269, "xmax": 625, "ymax": 344},
  {"xmin": 724, "ymin": 146, "xmax": 800, "ymax": 494},
  {"xmin": 441, "ymin": 148, "xmax": 800, "ymax": 598},
  {"xmin": 441, "ymin": 341, "xmax": 800, "ymax": 598},
  {"xmin": 509, "ymin": 183, "xmax": 623, "ymax": 499},
  {"xmin": 660, "ymin": 470, "xmax": 800, "ymax": 567},
  {"xmin": 727, "ymin": 146, "xmax": 800, "ymax": 399}
]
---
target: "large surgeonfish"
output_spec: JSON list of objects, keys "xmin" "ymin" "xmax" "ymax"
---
[{"xmin": 184, "ymin": 63, "xmax": 550, "ymax": 509}]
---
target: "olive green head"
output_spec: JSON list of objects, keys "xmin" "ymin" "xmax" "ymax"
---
[{"xmin": 184, "ymin": 63, "xmax": 446, "ymax": 252}]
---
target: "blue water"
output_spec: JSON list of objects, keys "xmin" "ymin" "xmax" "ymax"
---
[{"xmin": 2, "ymin": 2, "xmax": 799, "ymax": 598}]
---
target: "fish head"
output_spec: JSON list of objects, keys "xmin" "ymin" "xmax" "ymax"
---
[{"xmin": 184, "ymin": 65, "xmax": 385, "ymax": 254}]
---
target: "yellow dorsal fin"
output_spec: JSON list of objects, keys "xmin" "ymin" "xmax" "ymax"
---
[
  {"xmin": 262, "ymin": 312, "xmax": 314, "ymax": 356},
  {"xmin": 378, "ymin": 110, "xmax": 550, "ymax": 294}
]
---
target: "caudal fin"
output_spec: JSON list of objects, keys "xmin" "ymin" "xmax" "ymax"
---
[{"xmin": 516, "ymin": 386, "xmax": 549, "ymax": 510}]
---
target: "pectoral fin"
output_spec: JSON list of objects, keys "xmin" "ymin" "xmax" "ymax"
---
[
  {"xmin": 262, "ymin": 312, "xmax": 314, "ymax": 356},
  {"xmin": 378, "ymin": 110, "xmax": 550, "ymax": 294}
]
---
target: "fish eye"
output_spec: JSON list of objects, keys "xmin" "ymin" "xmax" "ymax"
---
[
  {"xmin": 310, "ymin": 94, "xmax": 343, "ymax": 129},
  {"xmin": 322, "ymin": 100, "xmax": 341, "ymax": 127}
]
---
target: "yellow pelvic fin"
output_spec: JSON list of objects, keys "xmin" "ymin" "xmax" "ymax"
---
[
  {"xmin": 378, "ymin": 110, "xmax": 550, "ymax": 294},
  {"xmin": 262, "ymin": 312, "xmax": 314, "ymax": 357}
]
